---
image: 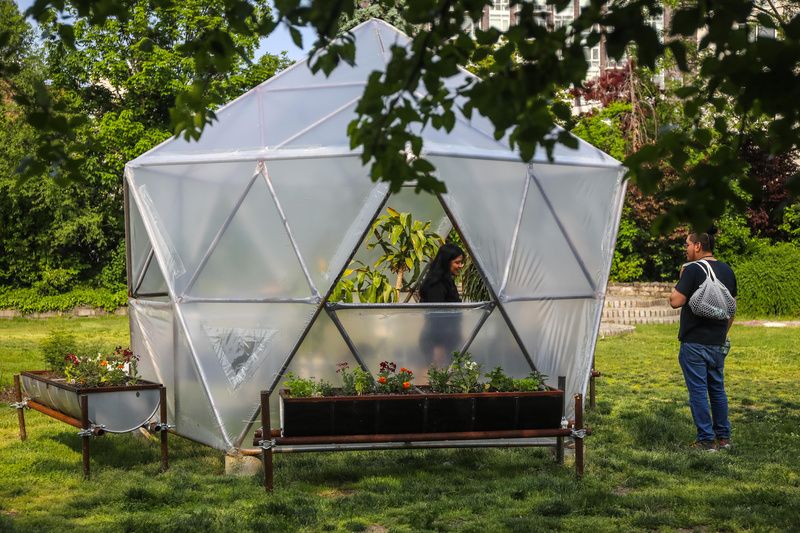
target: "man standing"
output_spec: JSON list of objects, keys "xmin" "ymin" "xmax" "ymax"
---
[{"xmin": 669, "ymin": 228, "xmax": 737, "ymax": 451}]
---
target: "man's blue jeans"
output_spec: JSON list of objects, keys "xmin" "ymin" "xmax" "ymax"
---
[{"xmin": 678, "ymin": 342, "xmax": 730, "ymax": 442}]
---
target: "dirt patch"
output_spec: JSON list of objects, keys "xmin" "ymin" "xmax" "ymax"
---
[
  {"xmin": 0, "ymin": 385, "xmax": 16, "ymax": 403},
  {"xmin": 738, "ymin": 320, "xmax": 800, "ymax": 328},
  {"xmin": 364, "ymin": 526, "xmax": 388, "ymax": 533},
  {"xmin": 318, "ymin": 488, "xmax": 355, "ymax": 499}
]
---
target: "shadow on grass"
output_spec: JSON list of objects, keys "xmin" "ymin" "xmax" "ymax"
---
[{"xmin": 50, "ymin": 431, "xmax": 163, "ymax": 469}]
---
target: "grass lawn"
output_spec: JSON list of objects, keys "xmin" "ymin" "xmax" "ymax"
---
[{"xmin": 1, "ymin": 317, "xmax": 798, "ymax": 531}]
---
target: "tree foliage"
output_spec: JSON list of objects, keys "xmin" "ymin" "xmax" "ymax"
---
[
  {"xmin": 4, "ymin": 0, "xmax": 798, "ymax": 230},
  {"xmin": 0, "ymin": 0, "xmax": 290, "ymax": 291}
]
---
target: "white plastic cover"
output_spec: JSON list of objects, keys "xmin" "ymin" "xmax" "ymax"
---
[
  {"xmin": 435, "ymin": 156, "xmax": 529, "ymax": 292},
  {"xmin": 177, "ymin": 301, "xmax": 317, "ymax": 446},
  {"xmin": 266, "ymin": 157, "xmax": 390, "ymax": 296},
  {"xmin": 504, "ymin": 298, "xmax": 598, "ymax": 404},
  {"xmin": 125, "ymin": 19, "xmax": 625, "ymax": 451},
  {"xmin": 127, "ymin": 183, "xmax": 151, "ymax": 289},
  {"xmin": 129, "ymin": 299, "xmax": 175, "ymax": 420},
  {"xmin": 128, "ymin": 161, "xmax": 262, "ymax": 297},
  {"xmin": 465, "ymin": 307, "xmax": 534, "ymax": 378}
]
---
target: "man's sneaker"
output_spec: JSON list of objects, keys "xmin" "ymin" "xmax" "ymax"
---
[
  {"xmin": 717, "ymin": 438, "xmax": 731, "ymax": 450},
  {"xmin": 690, "ymin": 440, "xmax": 718, "ymax": 452}
]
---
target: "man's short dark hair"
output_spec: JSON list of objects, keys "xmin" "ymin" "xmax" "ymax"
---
[{"xmin": 689, "ymin": 226, "xmax": 718, "ymax": 252}]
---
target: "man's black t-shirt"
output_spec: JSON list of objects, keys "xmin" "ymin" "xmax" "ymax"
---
[{"xmin": 675, "ymin": 260, "xmax": 737, "ymax": 345}]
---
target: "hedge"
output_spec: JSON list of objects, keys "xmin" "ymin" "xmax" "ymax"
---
[
  {"xmin": 736, "ymin": 243, "xmax": 800, "ymax": 317},
  {"xmin": 0, "ymin": 286, "xmax": 128, "ymax": 314}
]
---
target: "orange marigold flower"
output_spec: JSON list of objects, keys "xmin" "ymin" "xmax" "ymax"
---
[
  {"xmin": 378, "ymin": 376, "xmax": 387, "ymax": 384},
  {"xmin": 117, "ymin": 364, "xmax": 124, "ymax": 369},
  {"xmin": 100, "ymin": 360, "xmax": 108, "ymax": 367},
  {"xmin": 402, "ymin": 381, "xmax": 411, "ymax": 389}
]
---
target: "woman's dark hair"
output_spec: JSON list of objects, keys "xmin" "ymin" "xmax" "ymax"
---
[
  {"xmin": 689, "ymin": 226, "xmax": 718, "ymax": 252},
  {"xmin": 421, "ymin": 243, "xmax": 464, "ymax": 287}
]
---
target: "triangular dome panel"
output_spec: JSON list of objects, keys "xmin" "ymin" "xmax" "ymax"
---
[
  {"xmin": 279, "ymin": 100, "xmax": 358, "ymax": 149},
  {"xmin": 504, "ymin": 298, "xmax": 597, "ymax": 397},
  {"xmin": 532, "ymin": 164, "xmax": 622, "ymax": 288},
  {"xmin": 465, "ymin": 307, "xmax": 533, "ymax": 378},
  {"xmin": 262, "ymin": 85, "xmax": 364, "ymax": 148},
  {"xmin": 178, "ymin": 301, "xmax": 317, "ymax": 446},
  {"xmin": 147, "ymin": 91, "xmax": 263, "ymax": 157},
  {"xmin": 129, "ymin": 161, "xmax": 261, "ymax": 296},
  {"xmin": 503, "ymin": 171, "xmax": 596, "ymax": 298},
  {"xmin": 127, "ymin": 184, "xmax": 152, "ymax": 285},
  {"xmin": 432, "ymin": 155, "xmax": 528, "ymax": 292},
  {"xmin": 129, "ymin": 300, "xmax": 175, "ymax": 419},
  {"xmin": 266, "ymin": 156, "xmax": 390, "ymax": 297},
  {"xmin": 173, "ymin": 318, "xmax": 228, "ymax": 447},
  {"xmin": 188, "ymin": 172, "xmax": 311, "ymax": 299},
  {"xmin": 135, "ymin": 251, "xmax": 169, "ymax": 295}
]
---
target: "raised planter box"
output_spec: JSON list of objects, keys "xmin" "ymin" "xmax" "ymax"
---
[
  {"xmin": 14, "ymin": 371, "xmax": 169, "ymax": 478},
  {"xmin": 279, "ymin": 387, "xmax": 564, "ymax": 438},
  {"xmin": 20, "ymin": 371, "xmax": 162, "ymax": 433}
]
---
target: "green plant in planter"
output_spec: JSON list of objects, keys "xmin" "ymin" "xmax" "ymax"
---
[
  {"xmin": 426, "ymin": 365, "xmax": 451, "ymax": 392},
  {"xmin": 449, "ymin": 351, "xmax": 481, "ymax": 393},
  {"xmin": 484, "ymin": 366, "xmax": 515, "ymax": 392},
  {"xmin": 336, "ymin": 362, "xmax": 375, "ymax": 395},
  {"xmin": 283, "ymin": 373, "xmax": 333, "ymax": 398},
  {"xmin": 513, "ymin": 370, "xmax": 548, "ymax": 392}
]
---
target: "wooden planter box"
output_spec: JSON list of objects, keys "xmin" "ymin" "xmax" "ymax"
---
[{"xmin": 279, "ymin": 387, "xmax": 564, "ymax": 438}]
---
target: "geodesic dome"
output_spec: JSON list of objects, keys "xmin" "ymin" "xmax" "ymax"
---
[{"xmin": 125, "ymin": 19, "xmax": 625, "ymax": 451}]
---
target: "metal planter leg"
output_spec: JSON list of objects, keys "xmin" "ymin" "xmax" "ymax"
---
[
  {"xmin": 14, "ymin": 375, "xmax": 27, "ymax": 441},
  {"xmin": 573, "ymin": 394, "xmax": 585, "ymax": 478},
  {"xmin": 159, "ymin": 387, "xmax": 169, "ymax": 472},
  {"xmin": 80, "ymin": 395, "xmax": 90, "ymax": 480},
  {"xmin": 260, "ymin": 391, "xmax": 273, "ymax": 491}
]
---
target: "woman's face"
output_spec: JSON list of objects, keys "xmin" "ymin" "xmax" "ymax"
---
[{"xmin": 449, "ymin": 255, "xmax": 464, "ymax": 276}]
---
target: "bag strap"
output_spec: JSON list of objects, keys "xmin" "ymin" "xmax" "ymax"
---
[{"xmin": 689, "ymin": 259, "xmax": 715, "ymax": 282}]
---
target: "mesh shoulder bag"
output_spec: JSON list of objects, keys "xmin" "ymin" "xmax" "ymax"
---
[{"xmin": 688, "ymin": 259, "xmax": 737, "ymax": 320}]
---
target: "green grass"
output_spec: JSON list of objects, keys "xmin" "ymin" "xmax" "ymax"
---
[{"xmin": 1, "ymin": 318, "xmax": 799, "ymax": 531}]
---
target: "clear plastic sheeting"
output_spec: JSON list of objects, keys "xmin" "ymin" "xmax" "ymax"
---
[
  {"xmin": 531, "ymin": 164, "xmax": 622, "ymax": 289},
  {"xmin": 178, "ymin": 301, "xmax": 317, "ymax": 446},
  {"xmin": 278, "ymin": 101, "xmax": 358, "ymax": 149},
  {"xmin": 266, "ymin": 157, "xmax": 389, "ymax": 294},
  {"xmin": 128, "ymin": 160, "xmax": 261, "ymax": 296},
  {"xmin": 173, "ymin": 320, "xmax": 228, "ymax": 447},
  {"xmin": 265, "ymin": 311, "xmax": 360, "ymax": 428},
  {"xmin": 504, "ymin": 298, "xmax": 598, "ymax": 407},
  {"xmin": 261, "ymin": 85, "xmax": 364, "ymax": 148},
  {"xmin": 434, "ymin": 156, "xmax": 529, "ymax": 292},
  {"xmin": 333, "ymin": 305, "xmax": 489, "ymax": 378},
  {"xmin": 465, "ymin": 307, "xmax": 534, "ymax": 378},
  {"xmin": 135, "ymin": 254, "xmax": 169, "ymax": 295},
  {"xmin": 129, "ymin": 300, "xmax": 175, "ymax": 420},
  {"xmin": 125, "ymin": 19, "xmax": 626, "ymax": 451},
  {"xmin": 188, "ymin": 174, "xmax": 310, "ymax": 299},
  {"xmin": 503, "ymin": 171, "xmax": 595, "ymax": 299},
  {"xmin": 127, "ymin": 184, "xmax": 151, "ymax": 288}
]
